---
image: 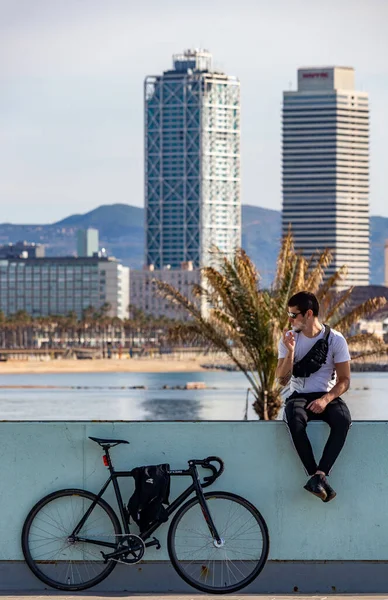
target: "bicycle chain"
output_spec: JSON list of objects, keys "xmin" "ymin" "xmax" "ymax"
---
[{"xmin": 75, "ymin": 533, "xmax": 146, "ymax": 565}]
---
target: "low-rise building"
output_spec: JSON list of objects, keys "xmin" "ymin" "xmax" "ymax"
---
[
  {"xmin": 0, "ymin": 241, "xmax": 45, "ymax": 259},
  {"xmin": 0, "ymin": 256, "xmax": 129, "ymax": 319},
  {"xmin": 357, "ymin": 318, "xmax": 385, "ymax": 338},
  {"xmin": 348, "ymin": 285, "xmax": 388, "ymax": 341},
  {"xmin": 130, "ymin": 263, "xmax": 201, "ymax": 320}
]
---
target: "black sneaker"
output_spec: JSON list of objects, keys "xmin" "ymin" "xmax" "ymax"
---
[
  {"xmin": 321, "ymin": 477, "xmax": 337, "ymax": 503},
  {"xmin": 304, "ymin": 474, "xmax": 327, "ymax": 500}
]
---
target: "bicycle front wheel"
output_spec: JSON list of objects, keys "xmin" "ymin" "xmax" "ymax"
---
[
  {"xmin": 167, "ymin": 491, "xmax": 269, "ymax": 594},
  {"xmin": 22, "ymin": 489, "xmax": 122, "ymax": 591}
]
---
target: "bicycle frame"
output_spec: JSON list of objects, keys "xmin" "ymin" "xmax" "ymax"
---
[{"xmin": 71, "ymin": 448, "xmax": 222, "ymax": 554}]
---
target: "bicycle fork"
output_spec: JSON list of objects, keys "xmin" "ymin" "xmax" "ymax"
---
[{"xmin": 192, "ymin": 468, "xmax": 223, "ymax": 546}]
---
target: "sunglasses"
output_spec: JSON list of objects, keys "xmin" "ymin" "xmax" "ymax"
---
[{"xmin": 287, "ymin": 311, "xmax": 303, "ymax": 319}]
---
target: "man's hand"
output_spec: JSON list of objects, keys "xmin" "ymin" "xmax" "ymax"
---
[
  {"xmin": 282, "ymin": 328, "xmax": 296, "ymax": 354},
  {"xmin": 306, "ymin": 363, "xmax": 350, "ymax": 413},
  {"xmin": 306, "ymin": 395, "xmax": 330, "ymax": 414}
]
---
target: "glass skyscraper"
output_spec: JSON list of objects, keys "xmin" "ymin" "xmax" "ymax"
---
[
  {"xmin": 282, "ymin": 67, "xmax": 370, "ymax": 286},
  {"xmin": 145, "ymin": 49, "xmax": 241, "ymax": 269}
]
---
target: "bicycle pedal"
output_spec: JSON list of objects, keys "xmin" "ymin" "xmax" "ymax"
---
[{"xmin": 145, "ymin": 536, "xmax": 161, "ymax": 550}]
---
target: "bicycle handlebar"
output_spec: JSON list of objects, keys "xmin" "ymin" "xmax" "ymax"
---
[{"xmin": 190, "ymin": 456, "xmax": 225, "ymax": 488}]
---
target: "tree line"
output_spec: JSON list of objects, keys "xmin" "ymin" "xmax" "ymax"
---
[{"xmin": 0, "ymin": 303, "xmax": 178, "ymax": 349}]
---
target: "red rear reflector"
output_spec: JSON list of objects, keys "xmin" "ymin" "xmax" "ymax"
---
[{"xmin": 103, "ymin": 456, "xmax": 109, "ymax": 467}]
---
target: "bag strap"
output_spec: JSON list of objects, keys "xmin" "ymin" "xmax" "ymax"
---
[
  {"xmin": 293, "ymin": 323, "xmax": 331, "ymax": 365},
  {"xmin": 323, "ymin": 323, "xmax": 331, "ymax": 341}
]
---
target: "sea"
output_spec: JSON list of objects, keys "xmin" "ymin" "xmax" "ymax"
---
[{"xmin": 0, "ymin": 371, "xmax": 386, "ymax": 421}]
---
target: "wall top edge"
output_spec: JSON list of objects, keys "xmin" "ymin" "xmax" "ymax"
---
[{"xmin": 0, "ymin": 420, "xmax": 387, "ymax": 425}]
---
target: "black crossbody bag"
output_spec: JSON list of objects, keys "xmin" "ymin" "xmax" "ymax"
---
[{"xmin": 292, "ymin": 324, "xmax": 331, "ymax": 378}]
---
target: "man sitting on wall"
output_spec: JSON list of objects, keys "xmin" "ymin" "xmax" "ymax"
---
[{"xmin": 276, "ymin": 291, "xmax": 352, "ymax": 502}]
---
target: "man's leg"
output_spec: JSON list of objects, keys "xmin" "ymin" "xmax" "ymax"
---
[
  {"xmin": 284, "ymin": 398, "xmax": 317, "ymax": 476},
  {"xmin": 317, "ymin": 398, "xmax": 352, "ymax": 475}
]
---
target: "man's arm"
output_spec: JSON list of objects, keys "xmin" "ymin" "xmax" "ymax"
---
[
  {"xmin": 276, "ymin": 330, "xmax": 296, "ymax": 386},
  {"xmin": 276, "ymin": 355, "xmax": 293, "ymax": 387},
  {"xmin": 324, "ymin": 361, "xmax": 351, "ymax": 401},
  {"xmin": 306, "ymin": 361, "xmax": 351, "ymax": 413}
]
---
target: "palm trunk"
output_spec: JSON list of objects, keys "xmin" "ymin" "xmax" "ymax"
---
[{"xmin": 252, "ymin": 389, "xmax": 282, "ymax": 420}]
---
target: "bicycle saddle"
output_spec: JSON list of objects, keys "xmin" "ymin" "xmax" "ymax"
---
[{"xmin": 89, "ymin": 436, "xmax": 129, "ymax": 447}]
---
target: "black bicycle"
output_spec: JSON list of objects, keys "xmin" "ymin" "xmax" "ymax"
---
[{"xmin": 22, "ymin": 436, "xmax": 269, "ymax": 594}]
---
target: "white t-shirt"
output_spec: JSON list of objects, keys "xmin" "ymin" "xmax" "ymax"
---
[{"xmin": 278, "ymin": 324, "xmax": 351, "ymax": 394}]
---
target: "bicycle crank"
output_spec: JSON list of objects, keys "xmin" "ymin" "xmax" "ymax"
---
[{"xmin": 101, "ymin": 534, "xmax": 145, "ymax": 565}]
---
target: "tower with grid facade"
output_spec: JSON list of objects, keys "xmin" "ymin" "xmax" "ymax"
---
[
  {"xmin": 145, "ymin": 49, "xmax": 241, "ymax": 269},
  {"xmin": 282, "ymin": 67, "xmax": 370, "ymax": 286}
]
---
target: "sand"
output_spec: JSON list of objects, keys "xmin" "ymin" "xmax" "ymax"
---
[{"xmin": 0, "ymin": 356, "xmax": 223, "ymax": 374}]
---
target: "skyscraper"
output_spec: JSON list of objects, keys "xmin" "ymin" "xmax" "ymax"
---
[
  {"xmin": 145, "ymin": 49, "xmax": 241, "ymax": 269},
  {"xmin": 282, "ymin": 67, "xmax": 370, "ymax": 286}
]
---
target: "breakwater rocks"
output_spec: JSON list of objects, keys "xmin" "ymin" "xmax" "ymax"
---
[
  {"xmin": 201, "ymin": 363, "xmax": 388, "ymax": 373},
  {"xmin": 1, "ymin": 383, "xmax": 214, "ymax": 391},
  {"xmin": 350, "ymin": 363, "xmax": 388, "ymax": 372},
  {"xmin": 163, "ymin": 381, "xmax": 209, "ymax": 390},
  {"xmin": 201, "ymin": 364, "xmax": 239, "ymax": 372}
]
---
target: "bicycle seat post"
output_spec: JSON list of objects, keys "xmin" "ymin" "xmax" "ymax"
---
[{"xmin": 102, "ymin": 446, "xmax": 114, "ymax": 473}]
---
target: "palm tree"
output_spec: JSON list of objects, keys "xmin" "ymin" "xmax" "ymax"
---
[
  {"xmin": 8, "ymin": 310, "xmax": 33, "ymax": 348},
  {"xmin": 155, "ymin": 231, "xmax": 387, "ymax": 420},
  {"xmin": 0, "ymin": 311, "xmax": 6, "ymax": 348}
]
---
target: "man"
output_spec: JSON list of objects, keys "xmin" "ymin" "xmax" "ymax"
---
[{"xmin": 276, "ymin": 291, "xmax": 351, "ymax": 502}]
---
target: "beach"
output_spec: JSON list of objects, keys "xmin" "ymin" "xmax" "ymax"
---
[
  {"xmin": 0, "ymin": 356, "xmax": 220, "ymax": 374},
  {"xmin": 1, "ymin": 354, "xmax": 387, "ymax": 375}
]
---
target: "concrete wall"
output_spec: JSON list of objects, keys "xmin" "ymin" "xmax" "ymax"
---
[{"xmin": 1, "ymin": 420, "xmax": 388, "ymax": 592}]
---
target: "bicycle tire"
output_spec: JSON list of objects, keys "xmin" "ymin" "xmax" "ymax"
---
[
  {"xmin": 21, "ymin": 488, "xmax": 122, "ymax": 591},
  {"xmin": 167, "ymin": 491, "xmax": 269, "ymax": 594}
]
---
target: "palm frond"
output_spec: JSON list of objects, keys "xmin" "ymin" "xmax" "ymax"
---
[
  {"xmin": 322, "ymin": 286, "xmax": 354, "ymax": 324},
  {"xmin": 304, "ymin": 248, "xmax": 333, "ymax": 293},
  {"xmin": 273, "ymin": 228, "xmax": 294, "ymax": 291},
  {"xmin": 347, "ymin": 332, "xmax": 386, "ymax": 357},
  {"xmin": 316, "ymin": 265, "xmax": 348, "ymax": 302},
  {"xmin": 334, "ymin": 297, "xmax": 387, "ymax": 333}
]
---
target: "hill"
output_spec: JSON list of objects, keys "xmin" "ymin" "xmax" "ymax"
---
[
  {"xmin": 56, "ymin": 204, "xmax": 144, "ymax": 234},
  {"xmin": 0, "ymin": 204, "xmax": 386, "ymax": 286}
]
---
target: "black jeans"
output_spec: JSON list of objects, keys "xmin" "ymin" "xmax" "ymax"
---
[{"xmin": 284, "ymin": 392, "xmax": 352, "ymax": 476}]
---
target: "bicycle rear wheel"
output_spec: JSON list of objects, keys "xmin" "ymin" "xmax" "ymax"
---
[
  {"xmin": 167, "ymin": 491, "xmax": 269, "ymax": 594},
  {"xmin": 22, "ymin": 489, "xmax": 121, "ymax": 591}
]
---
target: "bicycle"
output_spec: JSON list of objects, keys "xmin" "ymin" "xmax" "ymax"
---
[{"xmin": 22, "ymin": 436, "xmax": 269, "ymax": 594}]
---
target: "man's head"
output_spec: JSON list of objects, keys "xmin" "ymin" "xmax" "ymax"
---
[{"xmin": 287, "ymin": 291, "xmax": 319, "ymax": 333}]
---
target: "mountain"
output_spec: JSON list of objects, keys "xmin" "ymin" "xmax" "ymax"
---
[
  {"xmin": 241, "ymin": 205, "xmax": 281, "ymax": 285},
  {"xmin": 370, "ymin": 216, "xmax": 388, "ymax": 287},
  {"xmin": 0, "ymin": 204, "xmax": 386, "ymax": 286},
  {"xmin": 0, "ymin": 204, "xmax": 145, "ymax": 270},
  {"xmin": 56, "ymin": 204, "xmax": 144, "ymax": 233}
]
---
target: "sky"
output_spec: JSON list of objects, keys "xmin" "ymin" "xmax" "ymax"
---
[{"xmin": 0, "ymin": 0, "xmax": 387, "ymax": 224}]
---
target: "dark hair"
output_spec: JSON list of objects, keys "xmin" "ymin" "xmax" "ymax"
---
[{"xmin": 288, "ymin": 291, "xmax": 319, "ymax": 317}]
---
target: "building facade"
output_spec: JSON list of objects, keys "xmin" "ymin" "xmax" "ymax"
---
[
  {"xmin": 0, "ymin": 241, "xmax": 45, "ymax": 259},
  {"xmin": 282, "ymin": 67, "xmax": 370, "ymax": 286},
  {"xmin": 385, "ymin": 240, "xmax": 388, "ymax": 287},
  {"xmin": 145, "ymin": 49, "xmax": 241, "ymax": 270},
  {"xmin": 129, "ymin": 264, "xmax": 201, "ymax": 321},
  {"xmin": 0, "ymin": 257, "xmax": 129, "ymax": 319}
]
